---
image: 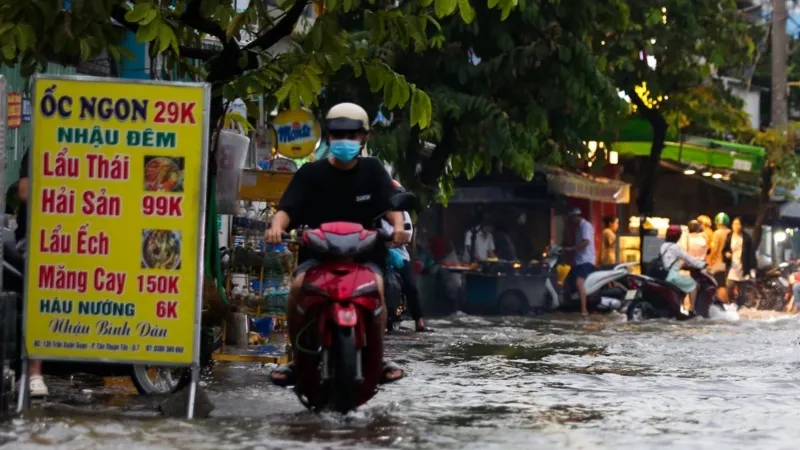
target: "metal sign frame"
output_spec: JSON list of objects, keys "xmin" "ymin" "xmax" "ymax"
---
[
  {"xmin": 0, "ymin": 75, "xmax": 7, "ymax": 291},
  {"xmin": 0, "ymin": 76, "xmax": 8, "ymax": 417},
  {"xmin": 16, "ymin": 75, "xmax": 211, "ymax": 419}
]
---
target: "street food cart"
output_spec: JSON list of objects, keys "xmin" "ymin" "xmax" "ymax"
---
[{"xmin": 449, "ymin": 259, "xmax": 551, "ymax": 315}]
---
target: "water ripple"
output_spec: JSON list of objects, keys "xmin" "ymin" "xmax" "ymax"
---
[{"xmin": 4, "ymin": 312, "xmax": 800, "ymax": 449}]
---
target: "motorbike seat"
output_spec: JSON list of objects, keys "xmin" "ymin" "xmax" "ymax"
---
[
  {"xmin": 584, "ymin": 267, "xmax": 623, "ymax": 289},
  {"xmin": 647, "ymin": 276, "xmax": 687, "ymax": 297}
]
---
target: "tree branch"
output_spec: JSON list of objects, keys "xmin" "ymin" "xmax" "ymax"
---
[
  {"xmin": 182, "ymin": 0, "xmax": 227, "ymax": 43},
  {"xmin": 110, "ymin": 5, "xmax": 217, "ymax": 61},
  {"xmin": 178, "ymin": 46, "xmax": 217, "ymax": 60},
  {"xmin": 244, "ymin": 0, "xmax": 309, "ymax": 52}
]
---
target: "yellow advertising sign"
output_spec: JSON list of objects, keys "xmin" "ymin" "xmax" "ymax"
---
[
  {"xmin": 273, "ymin": 109, "xmax": 320, "ymax": 159},
  {"xmin": 25, "ymin": 75, "xmax": 209, "ymax": 365}
]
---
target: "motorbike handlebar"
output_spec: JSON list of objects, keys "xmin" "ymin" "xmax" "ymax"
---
[{"xmin": 279, "ymin": 227, "xmax": 395, "ymax": 245}]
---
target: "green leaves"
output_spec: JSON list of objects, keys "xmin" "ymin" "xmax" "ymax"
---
[
  {"xmin": 124, "ymin": 2, "xmax": 154, "ymax": 23},
  {"xmin": 410, "ymin": 88, "xmax": 433, "ymax": 128},
  {"xmin": 457, "ymin": 0, "xmax": 476, "ymax": 23},
  {"xmin": 14, "ymin": 24, "xmax": 35, "ymax": 52},
  {"xmin": 226, "ymin": 12, "xmax": 247, "ymax": 41},
  {"xmin": 136, "ymin": 21, "xmax": 159, "ymax": 43},
  {"xmin": 274, "ymin": 62, "xmax": 324, "ymax": 110},
  {"xmin": 434, "ymin": 0, "xmax": 458, "ymax": 18}
]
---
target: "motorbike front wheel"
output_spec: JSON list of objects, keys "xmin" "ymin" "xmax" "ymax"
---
[
  {"xmin": 329, "ymin": 326, "xmax": 360, "ymax": 414},
  {"xmin": 130, "ymin": 365, "xmax": 185, "ymax": 395}
]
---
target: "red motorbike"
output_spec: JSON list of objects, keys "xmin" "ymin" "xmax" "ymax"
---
[
  {"xmin": 284, "ymin": 194, "xmax": 415, "ymax": 414},
  {"xmin": 626, "ymin": 268, "xmax": 726, "ymax": 321}
]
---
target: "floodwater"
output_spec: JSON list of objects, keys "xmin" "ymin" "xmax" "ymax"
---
[{"xmin": 4, "ymin": 310, "xmax": 800, "ymax": 449}]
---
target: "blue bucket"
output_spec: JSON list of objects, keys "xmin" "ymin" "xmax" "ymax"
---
[{"xmin": 253, "ymin": 317, "xmax": 275, "ymax": 337}]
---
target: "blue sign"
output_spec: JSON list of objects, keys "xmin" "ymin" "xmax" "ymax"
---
[{"xmin": 22, "ymin": 98, "xmax": 31, "ymax": 123}]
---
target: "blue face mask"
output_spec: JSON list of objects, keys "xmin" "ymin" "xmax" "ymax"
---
[{"xmin": 329, "ymin": 140, "xmax": 361, "ymax": 163}]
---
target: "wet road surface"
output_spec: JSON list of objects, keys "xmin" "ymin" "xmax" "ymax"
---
[{"xmin": 3, "ymin": 311, "xmax": 800, "ymax": 449}]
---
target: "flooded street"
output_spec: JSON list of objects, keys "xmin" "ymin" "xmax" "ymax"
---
[{"xmin": 4, "ymin": 312, "xmax": 800, "ymax": 449}]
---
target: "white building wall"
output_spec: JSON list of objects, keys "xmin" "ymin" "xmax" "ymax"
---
[{"xmin": 729, "ymin": 86, "xmax": 761, "ymax": 129}]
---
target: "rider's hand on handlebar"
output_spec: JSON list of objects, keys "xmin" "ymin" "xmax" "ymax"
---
[
  {"xmin": 391, "ymin": 229, "xmax": 411, "ymax": 247},
  {"xmin": 265, "ymin": 225, "xmax": 284, "ymax": 244}
]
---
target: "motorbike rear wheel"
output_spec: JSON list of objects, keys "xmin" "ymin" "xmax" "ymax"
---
[
  {"xmin": 735, "ymin": 282, "xmax": 764, "ymax": 310},
  {"xmin": 329, "ymin": 326, "xmax": 360, "ymax": 414},
  {"xmin": 627, "ymin": 300, "xmax": 654, "ymax": 321}
]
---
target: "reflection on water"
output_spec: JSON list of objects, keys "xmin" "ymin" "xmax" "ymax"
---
[{"xmin": 4, "ymin": 311, "xmax": 800, "ymax": 449}]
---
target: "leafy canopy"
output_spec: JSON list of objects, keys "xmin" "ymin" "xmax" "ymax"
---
[
  {"xmin": 323, "ymin": 0, "xmax": 629, "ymax": 197},
  {"xmin": 0, "ymin": 0, "xmax": 521, "ymax": 131}
]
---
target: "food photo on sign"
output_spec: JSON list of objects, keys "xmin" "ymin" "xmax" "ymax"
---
[
  {"xmin": 144, "ymin": 156, "xmax": 185, "ymax": 192},
  {"xmin": 141, "ymin": 229, "xmax": 182, "ymax": 270}
]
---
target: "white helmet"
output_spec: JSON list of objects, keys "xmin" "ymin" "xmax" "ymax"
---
[{"xmin": 326, "ymin": 102, "xmax": 370, "ymax": 133}]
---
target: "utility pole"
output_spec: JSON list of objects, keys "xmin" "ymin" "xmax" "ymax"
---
[{"xmin": 771, "ymin": 0, "xmax": 789, "ymax": 126}]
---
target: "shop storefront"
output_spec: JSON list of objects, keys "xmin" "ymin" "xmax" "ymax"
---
[{"xmin": 543, "ymin": 165, "xmax": 631, "ymax": 264}]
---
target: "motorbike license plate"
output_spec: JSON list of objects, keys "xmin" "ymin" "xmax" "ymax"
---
[{"xmin": 624, "ymin": 289, "xmax": 638, "ymax": 300}]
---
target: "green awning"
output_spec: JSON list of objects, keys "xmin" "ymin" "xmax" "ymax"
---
[{"xmin": 613, "ymin": 139, "xmax": 766, "ymax": 173}]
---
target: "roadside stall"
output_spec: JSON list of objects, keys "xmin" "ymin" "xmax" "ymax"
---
[
  {"xmin": 210, "ymin": 108, "xmax": 319, "ymax": 366},
  {"xmin": 436, "ymin": 181, "xmax": 556, "ymax": 316}
]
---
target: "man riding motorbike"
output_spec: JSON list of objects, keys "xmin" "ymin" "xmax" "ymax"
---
[
  {"xmin": 381, "ymin": 180, "xmax": 433, "ymax": 332},
  {"xmin": 265, "ymin": 102, "xmax": 410, "ymax": 386}
]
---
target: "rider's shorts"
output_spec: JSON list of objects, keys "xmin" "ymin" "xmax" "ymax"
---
[
  {"xmin": 571, "ymin": 263, "xmax": 595, "ymax": 280},
  {"xmin": 666, "ymin": 270, "xmax": 697, "ymax": 293}
]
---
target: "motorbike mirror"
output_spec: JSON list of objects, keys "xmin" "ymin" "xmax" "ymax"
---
[{"xmin": 389, "ymin": 192, "xmax": 418, "ymax": 212}]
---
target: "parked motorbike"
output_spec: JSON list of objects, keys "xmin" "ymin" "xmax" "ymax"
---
[
  {"xmin": 775, "ymin": 262, "xmax": 800, "ymax": 312},
  {"xmin": 543, "ymin": 245, "xmax": 637, "ymax": 313},
  {"xmin": 625, "ymin": 268, "xmax": 727, "ymax": 320},
  {"xmin": 3, "ymin": 227, "xmax": 188, "ymax": 396},
  {"xmin": 283, "ymin": 192, "xmax": 416, "ymax": 414}
]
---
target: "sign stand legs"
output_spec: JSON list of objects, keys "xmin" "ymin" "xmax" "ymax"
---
[
  {"xmin": 186, "ymin": 364, "xmax": 199, "ymax": 419},
  {"xmin": 16, "ymin": 357, "xmax": 29, "ymax": 414}
]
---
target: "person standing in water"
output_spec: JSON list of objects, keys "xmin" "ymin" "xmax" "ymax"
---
[
  {"xmin": 564, "ymin": 208, "xmax": 596, "ymax": 317},
  {"xmin": 600, "ymin": 216, "xmax": 619, "ymax": 266},
  {"xmin": 722, "ymin": 217, "xmax": 755, "ymax": 296},
  {"xmin": 707, "ymin": 213, "xmax": 731, "ymax": 287},
  {"xmin": 687, "ymin": 220, "xmax": 709, "ymax": 261},
  {"xmin": 697, "ymin": 215, "xmax": 714, "ymax": 249}
]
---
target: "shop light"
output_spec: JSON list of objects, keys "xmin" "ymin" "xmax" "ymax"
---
[
  {"xmin": 702, "ymin": 171, "xmax": 712, "ymax": 177},
  {"xmin": 684, "ymin": 168, "xmax": 696, "ymax": 175},
  {"xmin": 609, "ymin": 151, "xmax": 619, "ymax": 165},
  {"xmin": 587, "ymin": 141, "xmax": 598, "ymax": 152},
  {"xmin": 712, "ymin": 173, "xmax": 723, "ymax": 179},
  {"xmin": 775, "ymin": 231, "xmax": 787, "ymax": 243}
]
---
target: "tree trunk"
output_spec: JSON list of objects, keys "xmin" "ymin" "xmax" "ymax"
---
[
  {"xmin": 771, "ymin": 0, "xmax": 789, "ymax": 127},
  {"xmin": 629, "ymin": 94, "xmax": 668, "ymax": 264},
  {"xmin": 752, "ymin": 164, "xmax": 774, "ymax": 249},
  {"xmin": 418, "ymin": 121, "xmax": 455, "ymax": 189}
]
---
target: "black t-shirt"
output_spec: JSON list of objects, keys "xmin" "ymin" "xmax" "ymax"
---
[
  {"xmin": 14, "ymin": 151, "xmax": 29, "ymax": 242},
  {"xmin": 278, "ymin": 157, "xmax": 395, "ymax": 264}
]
